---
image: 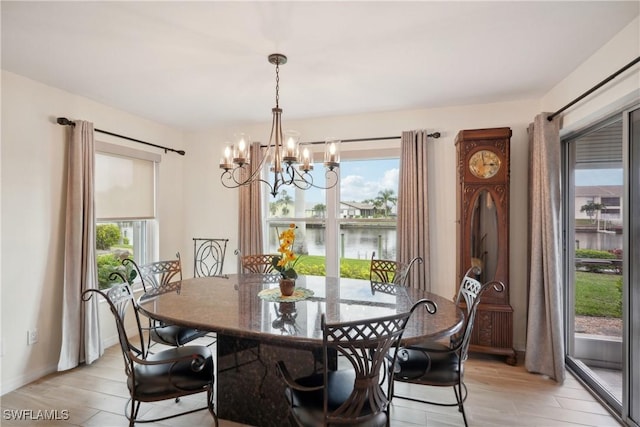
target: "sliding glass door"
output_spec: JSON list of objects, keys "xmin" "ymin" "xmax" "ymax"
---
[
  {"xmin": 627, "ymin": 107, "xmax": 639, "ymax": 426},
  {"xmin": 564, "ymin": 105, "xmax": 639, "ymax": 426}
]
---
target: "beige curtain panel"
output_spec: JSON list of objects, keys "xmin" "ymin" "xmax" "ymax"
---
[
  {"xmin": 58, "ymin": 120, "xmax": 102, "ymax": 371},
  {"xmin": 238, "ymin": 142, "xmax": 264, "ymax": 262},
  {"xmin": 525, "ymin": 113, "xmax": 565, "ymax": 383},
  {"xmin": 397, "ymin": 130, "xmax": 430, "ymax": 291}
]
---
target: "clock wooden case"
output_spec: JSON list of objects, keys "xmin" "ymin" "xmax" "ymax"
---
[{"xmin": 455, "ymin": 127, "xmax": 516, "ymax": 365}]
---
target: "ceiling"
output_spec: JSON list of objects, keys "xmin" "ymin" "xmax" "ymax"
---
[{"xmin": 2, "ymin": 1, "xmax": 638, "ymax": 132}]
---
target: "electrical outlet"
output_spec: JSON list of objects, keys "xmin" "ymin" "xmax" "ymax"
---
[{"xmin": 27, "ymin": 329, "xmax": 38, "ymax": 345}]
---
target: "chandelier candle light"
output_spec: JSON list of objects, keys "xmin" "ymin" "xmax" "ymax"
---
[{"xmin": 219, "ymin": 53, "xmax": 340, "ymax": 197}]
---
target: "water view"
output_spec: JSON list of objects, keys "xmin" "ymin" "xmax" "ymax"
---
[{"xmin": 268, "ymin": 224, "xmax": 397, "ymax": 260}]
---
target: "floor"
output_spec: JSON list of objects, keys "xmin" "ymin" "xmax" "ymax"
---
[{"xmin": 0, "ymin": 344, "xmax": 621, "ymax": 426}]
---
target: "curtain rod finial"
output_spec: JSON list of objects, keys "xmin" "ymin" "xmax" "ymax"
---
[{"xmin": 57, "ymin": 117, "xmax": 74, "ymax": 126}]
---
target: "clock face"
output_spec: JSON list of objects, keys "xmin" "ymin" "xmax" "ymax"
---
[{"xmin": 468, "ymin": 149, "xmax": 501, "ymax": 179}]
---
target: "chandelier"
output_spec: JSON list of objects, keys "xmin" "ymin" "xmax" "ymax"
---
[{"xmin": 219, "ymin": 53, "xmax": 340, "ymax": 197}]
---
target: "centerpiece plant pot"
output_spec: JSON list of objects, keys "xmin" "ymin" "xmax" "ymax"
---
[{"xmin": 279, "ymin": 277, "xmax": 295, "ymax": 296}]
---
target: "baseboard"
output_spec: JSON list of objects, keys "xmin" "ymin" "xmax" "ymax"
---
[
  {"xmin": 1, "ymin": 327, "xmax": 135, "ymax": 396},
  {"xmin": 1, "ymin": 362, "xmax": 59, "ymax": 396}
]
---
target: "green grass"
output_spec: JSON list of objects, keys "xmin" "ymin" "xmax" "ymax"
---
[
  {"xmin": 575, "ymin": 271, "xmax": 622, "ymax": 318},
  {"xmin": 295, "ymin": 255, "xmax": 371, "ymax": 279}
]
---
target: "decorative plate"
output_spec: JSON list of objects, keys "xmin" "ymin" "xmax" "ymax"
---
[{"xmin": 257, "ymin": 287, "xmax": 315, "ymax": 302}]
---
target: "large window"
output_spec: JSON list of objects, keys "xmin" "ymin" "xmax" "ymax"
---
[
  {"xmin": 265, "ymin": 146, "xmax": 400, "ymax": 279},
  {"xmin": 95, "ymin": 142, "xmax": 159, "ymax": 288}
]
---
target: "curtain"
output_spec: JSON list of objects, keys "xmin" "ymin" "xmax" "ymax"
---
[
  {"xmin": 525, "ymin": 113, "xmax": 565, "ymax": 382},
  {"xmin": 238, "ymin": 142, "xmax": 264, "ymax": 261},
  {"xmin": 58, "ymin": 120, "xmax": 102, "ymax": 371},
  {"xmin": 397, "ymin": 130, "xmax": 430, "ymax": 291}
]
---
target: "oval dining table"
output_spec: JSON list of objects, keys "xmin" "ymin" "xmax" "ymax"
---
[{"xmin": 137, "ymin": 273, "xmax": 464, "ymax": 427}]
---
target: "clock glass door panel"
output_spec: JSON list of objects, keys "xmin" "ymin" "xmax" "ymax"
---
[{"xmin": 470, "ymin": 189, "xmax": 498, "ymax": 284}]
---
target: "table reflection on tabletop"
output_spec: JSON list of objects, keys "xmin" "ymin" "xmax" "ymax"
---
[{"xmin": 137, "ymin": 274, "xmax": 463, "ymax": 348}]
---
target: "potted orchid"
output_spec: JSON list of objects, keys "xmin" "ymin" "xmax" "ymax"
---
[{"xmin": 272, "ymin": 224, "xmax": 300, "ymax": 295}]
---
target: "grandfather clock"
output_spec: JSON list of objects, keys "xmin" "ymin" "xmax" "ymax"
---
[{"xmin": 455, "ymin": 127, "xmax": 516, "ymax": 365}]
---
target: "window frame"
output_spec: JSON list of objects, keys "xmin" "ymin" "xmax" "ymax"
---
[{"xmin": 263, "ymin": 144, "xmax": 401, "ymax": 278}]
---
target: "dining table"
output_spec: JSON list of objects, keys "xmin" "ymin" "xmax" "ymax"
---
[{"xmin": 137, "ymin": 273, "xmax": 464, "ymax": 426}]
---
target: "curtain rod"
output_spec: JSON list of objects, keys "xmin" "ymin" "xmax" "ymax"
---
[
  {"xmin": 259, "ymin": 132, "xmax": 441, "ymax": 148},
  {"xmin": 56, "ymin": 117, "xmax": 186, "ymax": 155},
  {"xmin": 547, "ymin": 56, "xmax": 640, "ymax": 122},
  {"xmin": 302, "ymin": 132, "xmax": 441, "ymax": 145}
]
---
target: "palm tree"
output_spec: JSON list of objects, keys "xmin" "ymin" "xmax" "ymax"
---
[
  {"xmin": 375, "ymin": 189, "xmax": 397, "ymax": 217},
  {"xmin": 580, "ymin": 200, "xmax": 606, "ymax": 224},
  {"xmin": 312, "ymin": 203, "xmax": 326, "ymax": 218}
]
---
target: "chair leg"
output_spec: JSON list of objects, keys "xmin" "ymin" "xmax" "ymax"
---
[
  {"xmin": 453, "ymin": 384, "xmax": 469, "ymax": 427},
  {"xmin": 453, "ymin": 385, "xmax": 462, "ymax": 411},
  {"xmin": 127, "ymin": 398, "xmax": 140, "ymax": 427},
  {"xmin": 207, "ymin": 388, "xmax": 219, "ymax": 427}
]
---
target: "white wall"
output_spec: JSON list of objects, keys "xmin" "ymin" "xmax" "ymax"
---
[
  {"xmin": 542, "ymin": 17, "xmax": 640, "ymax": 133},
  {"xmin": 0, "ymin": 71, "xmax": 187, "ymax": 394},
  {"xmin": 184, "ymin": 98, "xmax": 540, "ymax": 353}
]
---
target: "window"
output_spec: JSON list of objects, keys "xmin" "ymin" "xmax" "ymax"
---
[
  {"xmin": 95, "ymin": 142, "xmax": 160, "ymax": 288},
  {"xmin": 265, "ymin": 145, "xmax": 400, "ymax": 279}
]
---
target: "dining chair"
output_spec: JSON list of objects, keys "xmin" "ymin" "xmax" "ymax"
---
[
  {"xmin": 123, "ymin": 254, "xmax": 211, "ymax": 349},
  {"xmin": 391, "ymin": 276, "xmax": 505, "ymax": 427},
  {"xmin": 193, "ymin": 237, "xmax": 228, "ymax": 277},
  {"xmin": 276, "ymin": 299, "xmax": 437, "ymax": 427},
  {"xmin": 82, "ymin": 274, "xmax": 218, "ymax": 427},
  {"xmin": 240, "ymin": 253, "xmax": 278, "ymax": 274},
  {"xmin": 369, "ymin": 251, "xmax": 423, "ymax": 287}
]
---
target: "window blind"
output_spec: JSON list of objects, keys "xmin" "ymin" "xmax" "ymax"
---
[{"xmin": 95, "ymin": 142, "xmax": 160, "ymax": 220}]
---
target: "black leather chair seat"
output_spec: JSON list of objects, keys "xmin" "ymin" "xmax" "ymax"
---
[
  {"xmin": 286, "ymin": 369, "xmax": 387, "ymax": 427},
  {"xmin": 395, "ymin": 346, "xmax": 461, "ymax": 385},
  {"xmin": 151, "ymin": 323, "xmax": 208, "ymax": 346},
  {"xmin": 130, "ymin": 345, "xmax": 214, "ymax": 400}
]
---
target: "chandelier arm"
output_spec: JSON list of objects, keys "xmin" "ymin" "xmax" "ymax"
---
[
  {"xmin": 220, "ymin": 161, "xmax": 262, "ymax": 187},
  {"xmin": 284, "ymin": 166, "xmax": 339, "ymax": 192},
  {"xmin": 220, "ymin": 168, "xmax": 277, "ymax": 194}
]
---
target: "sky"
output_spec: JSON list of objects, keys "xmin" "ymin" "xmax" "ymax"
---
[
  {"xmin": 286, "ymin": 158, "xmax": 400, "ymax": 205},
  {"xmin": 575, "ymin": 169, "xmax": 623, "ymax": 186}
]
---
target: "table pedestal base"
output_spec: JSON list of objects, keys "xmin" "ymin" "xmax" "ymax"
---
[{"xmin": 216, "ymin": 337, "xmax": 318, "ymax": 427}]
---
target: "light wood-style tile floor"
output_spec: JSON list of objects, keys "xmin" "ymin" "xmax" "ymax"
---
[{"xmin": 1, "ymin": 345, "xmax": 620, "ymax": 426}]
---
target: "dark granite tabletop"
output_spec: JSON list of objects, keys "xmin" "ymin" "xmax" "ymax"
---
[{"xmin": 137, "ymin": 274, "xmax": 464, "ymax": 348}]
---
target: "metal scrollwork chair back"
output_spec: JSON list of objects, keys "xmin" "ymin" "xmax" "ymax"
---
[
  {"xmin": 456, "ymin": 266, "xmax": 484, "ymax": 312},
  {"xmin": 369, "ymin": 251, "xmax": 423, "ymax": 288},
  {"xmin": 123, "ymin": 254, "xmax": 210, "ymax": 349},
  {"xmin": 391, "ymin": 276, "xmax": 505, "ymax": 427},
  {"xmin": 276, "ymin": 299, "xmax": 436, "ymax": 427},
  {"xmin": 82, "ymin": 274, "xmax": 218, "ymax": 427},
  {"xmin": 125, "ymin": 253, "xmax": 182, "ymax": 293},
  {"xmin": 193, "ymin": 238, "xmax": 229, "ymax": 277},
  {"xmin": 241, "ymin": 253, "xmax": 277, "ymax": 274}
]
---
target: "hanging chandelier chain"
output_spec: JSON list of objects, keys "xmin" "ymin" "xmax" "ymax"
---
[{"xmin": 275, "ymin": 59, "xmax": 280, "ymax": 108}]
